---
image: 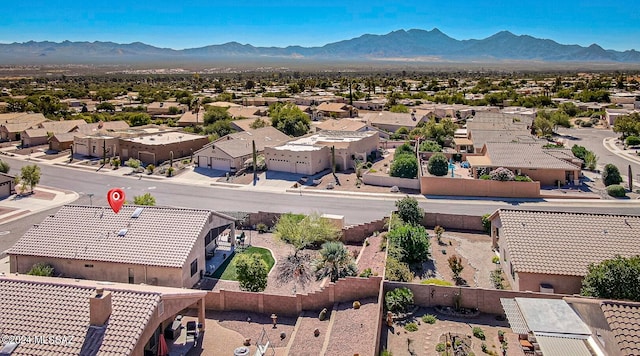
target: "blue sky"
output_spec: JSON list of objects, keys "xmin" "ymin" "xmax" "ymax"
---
[{"xmin": 2, "ymin": 0, "xmax": 639, "ymax": 51}]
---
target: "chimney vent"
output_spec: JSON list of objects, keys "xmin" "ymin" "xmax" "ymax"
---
[{"xmin": 90, "ymin": 288, "xmax": 112, "ymax": 326}]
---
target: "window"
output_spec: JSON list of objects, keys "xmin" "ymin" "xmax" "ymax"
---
[
  {"xmin": 128, "ymin": 268, "xmax": 134, "ymax": 284},
  {"xmin": 190, "ymin": 259, "xmax": 198, "ymax": 277},
  {"xmin": 84, "ymin": 264, "xmax": 94, "ymax": 268}
]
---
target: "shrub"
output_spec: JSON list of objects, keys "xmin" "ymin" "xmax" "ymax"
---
[
  {"xmin": 490, "ymin": 270, "xmax": 505, "ymax": 289},
  {"xmin": 404, "ymin": 322, "xmax": 418, "ymax": 332},
  {"xmin": 0, "ymin": 160, "xmax": 9, "ymax": 174},
  {"xmin": 580, "ymin": 120, "xmax": 593, "ymax": 127},
  {"xmin": 421, "ymin": 314, "xmax": 437, "ymax": 324},
  {"xmin": 481, "ymin": 214, "xmax": 491, "ymax": 234},
  {"xmin": 515, "ymin": 175, "xmax": 532, "ymax": 182},
  {"xmin": 491, "ymin": 256, "xmax": 500, "ymax": 264},
  {"xmin": 626, "ymin": 136, "xmax": 640, "ymax": 147},
  {"xmin": 603, "ymin": 164, "xmax": 623, "ymax": 186},
  {"xmin": 452, "ymin": 153, "xmax": 462, "ymax": 162},
  {"xmin": 27, "ymin": 263, "xmax": 54, "ymax": 276},
  {"xmin": 385, "ymin": 287, "xmax": 414, "ymax": 313},
  {"xmin": 146, "ymin": 164, "xmax": 155, "ymax": 174},
  {"xmin": 235, "ymin": 253, "xmax": 268, "ymax": 292},
  {"xmin": 606, "ymin": 184, "xmax": 626, "ymax": 197},
  {"xmin": 394, "ymin": 142, "xmax": 414, "ymax": 159},
  {"xmin": 571, "ymin": 145, "xmax": 588, "ymax": 160},
  {"xmin": 489, "ymin": 167, "xmax": 515, "ymax": 181},
  {"xmin": 390, "ymin": 154, "xmax": 418, "ymax": 178},
  {"xmin": 359, "ymin": 268, "xmax": 373, "ymax": 278},
  {"xmin": 385, "ymin": 257, "xmax": 414, "ymax": 282},
  {"xmin": 435, "ymin": 343, "xmax": 446, "ymax": 352},
  {"xmin": 427, "ymin": 152, "xmax": 449, "ymax": 176},
  {"xmin": 353, "ymin": 300, "xmax": 361, "ymax": 309},
  {"xmin": 387, "ymin": 223, "xmax": 431, "ymax": 264},
  {"xmin": 319, "ymin": 308, "xmax": 328, "ymax": 321},
  {"xmin": 395, "ymin": 196, "xmax": 424, "ymax": 225},
  {"xmin": 166, "ymin": 166, "xmax": 175, "ymax": 177},
  {"xmin": 419, "ymin": 140, "xmax": 442, "ymax": 152},
  {"xmin": 125, "ymin": 158, "xmax": 141, "ymax": 169},
  {"xmin": 479, "ymin": 174, "xmax": 491, "ymax": 180},
  {"xmin": 421, "ymin": 278, "xmax": 453, "ymax": 286},
  {"xmin": 256, "ymin": 223, "xmax": 268, "ymax": 233},
  {"xmin": 473, "ymin": 327, "xmax": 486, "ymax": 340}
]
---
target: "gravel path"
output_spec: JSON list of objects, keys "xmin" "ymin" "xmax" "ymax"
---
[
  {"xmin": 287, "ymin": 310, "xmax": 332, "ymax": 355},
  {"xmin": 325, "ymin": 297, "xmax": 379, "ymax": 356},
  {"xmin": 355, "ymin": 233, "xmax": 386, "ymax": 277},
  {"xmin": 448, "ymin": 232, "xmax": 495, "ymax": 289},
  {"xmin": 209, "ymin": 310, "xmax": 296, "ymax": 349}
]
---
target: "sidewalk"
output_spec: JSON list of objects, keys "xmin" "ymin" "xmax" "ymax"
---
[{"xmin": 0, "ymin": 186, "xmax": 79, "ymax": 224}]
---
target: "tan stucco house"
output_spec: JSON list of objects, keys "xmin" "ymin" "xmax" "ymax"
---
[
  {"xmin": 264, "ymin": 130, "xmax": 379, "ymax": 174},
  {"xmin": 489, "ymin": 209, "xmax": 640, "ymax": 295},
  {"xmin": 8, "ymin": 205, "xmax": 235, "ymax": 288},
  {"xmin": 194, "ymin": 126, "xmax": 290, "ymax": 172},
  {"xmin": 0, "ymin": 274, "xmax": 206, "ymax": 356}
]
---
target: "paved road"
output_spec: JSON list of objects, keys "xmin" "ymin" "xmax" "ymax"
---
[{"xmin": 557, "ymin": 127, "xmax": 640, "ymax": 175}]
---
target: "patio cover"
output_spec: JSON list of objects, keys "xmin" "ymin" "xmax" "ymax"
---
[
  {"xmin": 535, "ymin": 335, "xmax": 592, "ymax": 356},
  {"xmin": 500, "ymin": 298, "xmax": 530, "ymax": 334}
]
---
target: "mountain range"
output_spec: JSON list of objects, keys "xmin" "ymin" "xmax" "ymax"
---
[{"xmin": 1, "ymin": 28, "xmax": 639, "ymax": 64}]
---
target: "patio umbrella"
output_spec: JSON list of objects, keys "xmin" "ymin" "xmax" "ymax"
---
[{"xmin": 157, "ymin": 334, "xmax": 169, "ymax": 356}]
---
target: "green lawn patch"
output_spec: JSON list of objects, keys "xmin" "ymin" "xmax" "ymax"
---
[{"xmin": 211, "ymin": 246, "xmax": 275, "ymax": 280}]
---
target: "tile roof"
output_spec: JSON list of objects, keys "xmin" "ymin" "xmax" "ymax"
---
[
  {"xmin": 227, "ymin": 106, "xmax": 263, "ymax": 119},
  {"xmin": 0, "ymin": 276, "xmax": 160, "ymax": 356},
  {"xmin": 363, "ymin": 111, "xmax": 422, "ymax": 129},
  {"xmin": 484, "ymin": 142, "xmax": 581, "ymax": 170},
  {"xmin": 314, "ymin": 118, "xmax": 366, "ymax": 132},
  {"xmin": 496, "ymin": 210, "xmax": 640, "ymax": 276},
  {"xmin": 40, "ymin": 119, "xmax": 88, "ymax": 134},
  {"xmin": 316, "ymin": 102, "xmax": 349, "ymax": 113},
  {"xmin": 199, "ymin": 126, "xmax": 291, "ymax": 158},
  {"xmin": 7, "ymin": 205, "xmax": 220, "ymax": 268},
  {"xmin": 601, "ymin": 301, "xmax": 640, "ymax": 356},
  {"xmin": 23, "ymin": 128, "xmax": 48, "ymax": 138},
  {"xmin": 231, "ymin": 117, "xmax": 272, "ymax": 132}
]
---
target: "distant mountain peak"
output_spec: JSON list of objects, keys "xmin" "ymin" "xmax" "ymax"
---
[{"xmin": 1, "ymin": 29, "xmax": 638, "ymax": 64}]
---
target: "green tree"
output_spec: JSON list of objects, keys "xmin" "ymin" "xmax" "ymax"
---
[
  {"xmin": 387, "ymin": 223, "xmax": 431, "ymax": 264},
  {"xmin": 625, "ymin": 136, "xmax": 640, "ymax": 147},
  {"xmin": 427, "ymin": 153, "xmax": 449, "ymax": 176},
  {"xmin": 204, "ymin": 120, "xmax": 234, "ymax": 137},
  {"xmin": 235, "ymin": 253, "xmax": 268, "ymax": 292},
  {"xmin": 249, "ymin": 118, "xmax": 269, "ymax": 129},
  {"xmin": 274, "ymin": 212, "xmax": 340, "ymax": 251},
  {"xmin": 584, "ymin": 151, "xmax": 598, "ymax": 170},
  {"xmin": 128, "ymin": 113, "xmax": 151, "ymax": 127},
  {"xmin": 269, "ymin": 102, "xmax": 311, "ymax": 137},
  {"xmin": 17, "ymin": 164, "xmax": 41, "ymax": 193},
  {"xmin": 534, "ymin": 116, "xmax": 554, "ymax": 136},
  {"xmin": 571, "ymin": 145, "xmax": 588, "ymax": 160},
  {"xmin": 203, "ymin": 106, "xmax": 231, "ymax": 125},
  {"xmin": 313, "ymin": 241, "xmax": 358, "ymax": 282},
  {"xmin": 603, "ymin": 164, "xmax": 622, "ymax": 186},
  {"xmin": 395, "ymin": 196, "xmax": 424, "ymax": 226},
  {"xmin": 0, "ymin": 160, "xmax": 9, "ymax": 174},
  {"xmin": 390, "ymin": 154, "xmax": 418, "ymax": 179},
  {"xmin": 419, "ymin": 140, "xmax": 442, "ymax": 152},
  {"xmin": 133, "ymin": 193, "xmax": 156, "ymax": 206},
  {"xmin": 581, "ymin": 256, "xmax": 640, "ymax": 302},
  {"xmin": 613, "ymin": 113, "xmax": 640, "ymax": 138},
  {"xmin": 389, "ymin": 104, "xmax": 410, "ymax": 113},
  {"xmin": 27, "ymin": 263, "xmax": 54, "ymax": 276},
  {"xmin": 96, "ymin": 102, "xmax": 115, "ymax": 112},
  {"xmin": 550, "ymin": 110, "xmax": 572, "ymax": 131},
  {"xmin": 394, "ymin": 142, "xmax": 414, "ymax": 159}
]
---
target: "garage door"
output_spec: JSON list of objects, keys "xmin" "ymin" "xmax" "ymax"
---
[
  {"xmin": 267, "ymin": 158, "xmax": 292, "ymax": 173},
  {"xmin": 210, "ymin": 157, "xmax": 231, "ymax": 171},
  {"xmin": 138, "ymin": 152, "xmax": 156, "ymax": 165}
]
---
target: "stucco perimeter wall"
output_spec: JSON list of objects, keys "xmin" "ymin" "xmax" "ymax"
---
[
  {"xmin": 342, "ymin": 218, "xmax": 388, "ymax": 244},
  {"xmin": 362, "ymin": 173, "xmax": 421, "ymax": 190},
  {"xmin": 204, "ymin": 276, "xmax": 382, "ymax": 316},
  {"xmin": 421, "ymin": 176, "xmax": 540, "ymax": 198},
  {"xmin": 247, "ymin": 211, "xmax": 282, "ymax": 228},
  {"xmin": 422, "ymin": 213, "xmax": 484, "ymax": 232},
  {"xmin": 383, "ymin": 282, "xmax": 566, "ymax": 315}
]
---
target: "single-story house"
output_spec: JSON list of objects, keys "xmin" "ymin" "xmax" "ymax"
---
[
  {"xmin": 119, "ymin": 131, "xmax": 209, "ymax": 165},
  {"xmin": 353, "ymin": 99, "xmax": 386, "ymax": 111},
  {"xmin": 194, "ymin": 126, "xmax": 290, "ymax": 172},
  {"xmin": 39, "ymin": 119, "xmax": 88, "ymax": 134},
  {"xmin": 0, "ymin": 274, "xmax": 206, "ymax": 356},
  {"xmin": 21, "ymin": 128, "xmax": 49, "ymax": 147},
  {"xmin": 230, "ymin": 117, "xmax": 272, "ymax": 132},
  {"xmin": 313, "ymin": 118, "xmax": 368, "ymax": 132},
  {"xmin": 315, "ymin": 102, "xmax": 358, "ymax": 119},
  {"xmin": 49, "ymin": 132, "xmax": 77, "ymax": 151},
  {"xmin": 0, "ymin": 113, "xmax": 48, "ymax": 141},
  {"xmin": 264, "ymin": 130, "xmax": 379, "ymax": 175},
  {"xmin": 8, "ymin": 205, "xmax": 235, "ymax": 288},
  {"xmin": 0, "ymin": 172, "xmax": 16, "ymax": 199},
  {"xmin": 177, "ymin": 107, "xmax": 205, "ymax": 127},
  {"xmin": 363, "ymin": 111, "xmax": 426, "ymax": 132},
  {"xmin": 146, "ymin": 101, "xmax": 184, "ymax": 116},
  {"xmin": 467, "ymin": 142, "xmax": 582, "ymax": 186},
  {"xmin": 227, "ymin": 106, "xmax": 265, "ymax": 120},
  {"xmin": 489, "ymin": 209, "xmax": 640, "ymax": 295}
]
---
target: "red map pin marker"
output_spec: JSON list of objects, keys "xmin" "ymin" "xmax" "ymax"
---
[{"xmin": 107, "ymin": 188, "xmax": 125, "ymax": 214}]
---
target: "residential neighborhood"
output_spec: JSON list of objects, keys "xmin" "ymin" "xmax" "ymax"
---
[{"xmin": 1, "ymin": 57, "xmax": 640, "ymax": 356}]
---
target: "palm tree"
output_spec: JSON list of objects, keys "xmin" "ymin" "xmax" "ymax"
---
[{"xmin": 314, "ymin": 241, "xmax": 357, "ymax": 283}]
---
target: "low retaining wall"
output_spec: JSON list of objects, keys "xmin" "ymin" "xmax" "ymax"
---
[
  {"xmin": 362, "ymin": 173, "xmax": 420, "ymax": 190},
  {"xmin": 421, "ymin": 176, "xmax": 540, "ymax": 198},
  {"xmin": 204, "ymin": 276, "xmax": 383, "ymax": 316},
  {"xmin": 383, "ymin": 282, "xmax": 566, "ymax": 315}
]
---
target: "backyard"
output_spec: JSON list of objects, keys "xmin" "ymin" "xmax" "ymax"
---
[{"xmin": 210, "ymin": 246, "xmax": 275, "ymax": 280}]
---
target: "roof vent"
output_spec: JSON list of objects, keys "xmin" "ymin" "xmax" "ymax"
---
[
  {"xmin": 118, "ymin": 229, "xmax": 128, "ymax": 237},
  {"xmin": 131, "ymin": 207, "xmax": 144, "ymax": 218}
]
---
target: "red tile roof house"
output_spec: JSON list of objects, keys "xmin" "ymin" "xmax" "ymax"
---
[
  {"xmin": 489, "ymin": 209, "xmax": 640, "ymax": 295},
  {"xmin": 0, "ymin": 274, "xmax": 206, "ymax": 356},
  {"xmin": 7, "ymin": 205, "xmax": 235, "ymax": 289}
]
